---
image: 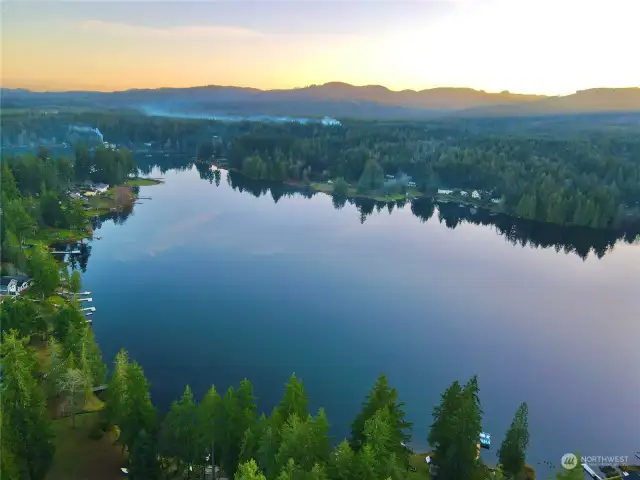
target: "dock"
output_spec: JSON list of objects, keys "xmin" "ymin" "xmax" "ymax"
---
[
  {"xmin": 582, "ymin": 464, "xmax": 603, "ymax": 480},
  {"xmin": 50, "ymin": 250, "xmax": 81, "ymax": 254},
  {"xmin": 81, "ymin": 306, "xmax": 96, "ymax": 312},
  {"xmin": 61, "ymin": 290, "xmax": 91, "ymax": 296},
  {"xmin": 77, "ymin": 297, "xmax": 93, "ymax": 302}
]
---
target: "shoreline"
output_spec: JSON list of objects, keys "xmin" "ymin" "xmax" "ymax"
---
[
  {"xmin": 31, "ymin": 177, "xmax": 164, "ymax": 246},
  {"xmin": 211, "ymin": 162, "xmax": 525, "ymax": 223},
  {"xmin": 209, "ymin": 162, "xmax": 640, "ymax": 233}
]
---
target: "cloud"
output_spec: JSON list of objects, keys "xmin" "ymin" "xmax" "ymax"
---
[{"xmin": 77, "ymin": 20, "xmax": 264, "ymax": 38}]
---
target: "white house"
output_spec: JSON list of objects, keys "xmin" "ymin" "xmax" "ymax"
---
[
  {"xmin": 407, "ymin": 181, "xmax": 417, "ymax": 188},
  {"xmin": 472, "ymin": 190, "xmax": 481, "ymax": 199},
  {"xmin": 491, "ymin": 198, "xmax": 501, "ymax": 204},
  {"xmin": 460, "ymin": 191, "xmax": 469, "ymax": 196},
  {"xmin": 438, "ymin": 189, "xmax": 453, "ymax": 195},
  {"xmin": 1, "ymin": 276, "xmax": 32, "ymax": 296},
  {"xmin": 93, "ymin": 183, "xmax": 109, "ymax": 194}
]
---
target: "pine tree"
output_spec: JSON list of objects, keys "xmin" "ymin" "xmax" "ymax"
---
[
  {"xmin": 257, "ymin": 424, "xmax": 279, "ymax": 478},
  {"xmin": 1, "ymin": 331, "xmax": 55, "ymax": 480},
  {"xmin": 350, "ymin": 374, "xmax": 411, "ymax": 465},
  {"xmin": 327, "ymin": 440, "xmax": 357, "ymax": 480},
  {"xmin": 198, "ymin": 385, "xmax": 223, "ymax": 474},
  {"xmin": 362, "ymin": 407, "xmax": 406, "ymax": 480},
  {"xmin": 160, "ymin": 385, "xmax": 201, "ymax": 474},
  {"xmin": 129, "ymin": 429, "xmax": 161, "ymax": 480},
  {"xmin": 80, "ymin": 327, "xmax": 107, "ymax": 387},
  {"xmin": 235, "ymin": 459, "xmax": 268, "ymax": 480},
  {"xmin": 498, "ymin": 402, "xmax": 530, "ymax": 479},
  {"xmin": 218, "ymin": 386, "xmax": 242, "ymax": 478},
  {"xmin": 119, "ymin": 361, "xmax": 157, "ymax": 454},
  {"xmin": 428, "ymin": 376, "xmax": 483, "ymax": 480},
  {"xmin": 279, "ymin": 373, "xmax": 309, "ymax": 423},
  {"xmin": 105, "ymin": 349, "xmax": 130, "ymax": 427}
]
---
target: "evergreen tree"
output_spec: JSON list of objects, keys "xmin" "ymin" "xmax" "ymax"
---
[
  {"xmin": 27, "ymin": 245, "xmax": 60, "ymax": 298},
  {"xmin": 332, "ymin": 178, "xmax": 349, "ymax": 196},
  {"xmin": 350, "ymin": 374, "xmax": 411, "ymax": 464},
  {"xmin": 105, "ymin": 349, "xmax": 130, "ymax": 426},
  {"xmin": 160, "ymin": 385, "xmax": 201, "ymax": 474},
  {"xmin": 198, "ymin": 385, "xmax": 223, "ymax": 474},
  {"xmin": 129, "ymin": 429, "xmax": 161, "ymax": 480},
  {"xmin": 428, "ymin": 376, "xmax": 483, "ymax": 480},
  {"xmin": 275, "ymin": 411, "xmax": 330, "ymax": 474},
  {"xmin": 498, "ymin": 402, "xmax": 530, "ymax": 479},
  {"xmin": 1, "ymin": 331, "xmax": 55, "ymax": 480},
  {"xmin": 279, "ymin": 373, "xmax": 309, "ymax": 423},
  {"xmin": 69, "ymin": 270, "xmax": 82, "ymax": 295},
  {"xmin": 218, "ymin": 386, "xmax": 248, "ymax": 478},
  {"xmin": 257, "ymin": 424, "xmax": 279, "ymax": 478},
  {"xmin": 119, "ymin": 361, "xmax": 157, "ymax": 454},
  {"xmin": 236, "ymin": 459, "xmax": 268, "ymax": 480},
  {"xmin": 327, "ymin": 440, "xmax": 357, "ymax": 480},
  {"xmin": 79, "ymin": 327, "xmax": 107, "ymax": 387},
  {"xmin": 362, "ymin": 407, "xmax": 406, "ymax": 480}
]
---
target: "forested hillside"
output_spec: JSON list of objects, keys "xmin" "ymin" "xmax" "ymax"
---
[{"xmin": 3, "ymin": 109, "xmax": 640, "ymax": 229}]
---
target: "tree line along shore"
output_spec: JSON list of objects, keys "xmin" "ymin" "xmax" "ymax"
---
[
  {"xmin": 2, "ymin": 113, "xmax": 638, "ymax": 479},
  {"xmin": 2, "ymin": 108, "xmax": 639, "ymax": 230}
]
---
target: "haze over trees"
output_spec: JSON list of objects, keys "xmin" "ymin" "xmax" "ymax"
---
[{"xmin": 4, "ymin": 108, "xmax": 639, "ymax": 229}]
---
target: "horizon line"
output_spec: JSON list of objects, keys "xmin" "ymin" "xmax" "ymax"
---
[{"xmin": 3, "ymin": 81, "xmax": 639, "ymax": 97}]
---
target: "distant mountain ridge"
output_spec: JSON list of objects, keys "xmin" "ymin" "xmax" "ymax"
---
[{"xmin": 2, "ymin": 83, "xmax": 639, "ymax": 119}]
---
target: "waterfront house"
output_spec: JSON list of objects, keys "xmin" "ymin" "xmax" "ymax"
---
[
  {"xmin": 383, "ymin": 173, "xmax": 412, "ymax": 190},
  {"xmin": 407, "ymin": 181, "xmax": 417, "ymax": 188},
  {"xmin": 460, "ymin": 190, "xmax": 469, "ymax": 196},
  {"xmin": 0, "ymin": 276, "xmax": 32, "ymax": 296},
  {"xmin": 438, "ymin": 189, "xmax": 453, "ymax": 195},
  {"xmin": 472, "ymin": 190, "xmax": 481, "ymax": 199},
  {"xmin": 93, "ymin": 183, "xmax": 109, "ymax": 194},
  {"xmin": 491, "ymin": 198, "xmax": 501, "ymax": 204}
]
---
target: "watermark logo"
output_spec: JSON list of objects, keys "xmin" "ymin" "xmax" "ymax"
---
[
  {"xmin": 561, "ymin": 453, "xmax": 578, "ymax": 470},
  {"xmin": 561, "ymin": 453, "xmax": 629, "ymax": 469}
]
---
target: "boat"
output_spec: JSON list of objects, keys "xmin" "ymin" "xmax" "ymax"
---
[{"xmin": 479, "ymin": 432, "xmax": 491, "ymax": 449}]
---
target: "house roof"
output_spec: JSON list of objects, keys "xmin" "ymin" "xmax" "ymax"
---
[{"xmin": 0, "ymin": 276, "xmax": 30, "ymax": 286}]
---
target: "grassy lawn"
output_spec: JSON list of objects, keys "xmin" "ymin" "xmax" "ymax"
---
[
  {"xmin": 124, "ymin": 177, "xmax": 164, "ymax": 187},
  {"xmin": 408, "ymin": 453, "xmax": 432, "ymax": 479},
  {"xmin": 46, "ymin": 412, "xmax": 126, "ymax": 480},
  {"xmin": 29, "ymin": 228, "xmax": 89, "ymax": 244},
  {"xmin": 310, "ymin": 182, "xmax": 334, "ymax": 193}
]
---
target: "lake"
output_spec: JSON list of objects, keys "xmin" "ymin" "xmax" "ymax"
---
[{"xmin": 76, "ymin": 164, "xmax": 639, "ymax": 475}]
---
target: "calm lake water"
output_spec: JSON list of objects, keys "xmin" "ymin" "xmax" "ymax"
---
[{"xmin": 77, "ymin": 165, "xmax": 639, "ymax": 475}]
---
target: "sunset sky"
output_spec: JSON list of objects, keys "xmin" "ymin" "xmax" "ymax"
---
[{"xmin": 2, "ymin": 0, "xmax": 638, "ymax": 95}]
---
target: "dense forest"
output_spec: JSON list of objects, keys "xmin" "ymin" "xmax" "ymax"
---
[
  {"xmin": 3, "ymin": 108, "xmax": 640, "ymax": 230},
  {"xmin": 0, "ymin": 146, "xmax": 135, "ymax": 273},
  {"xmin": 1, "ymin": 112, "xmax": 632, "ymax": 480},
  {"xmin": 1, "ymin": 159, "xmax": 541, "ymax": 479}
]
